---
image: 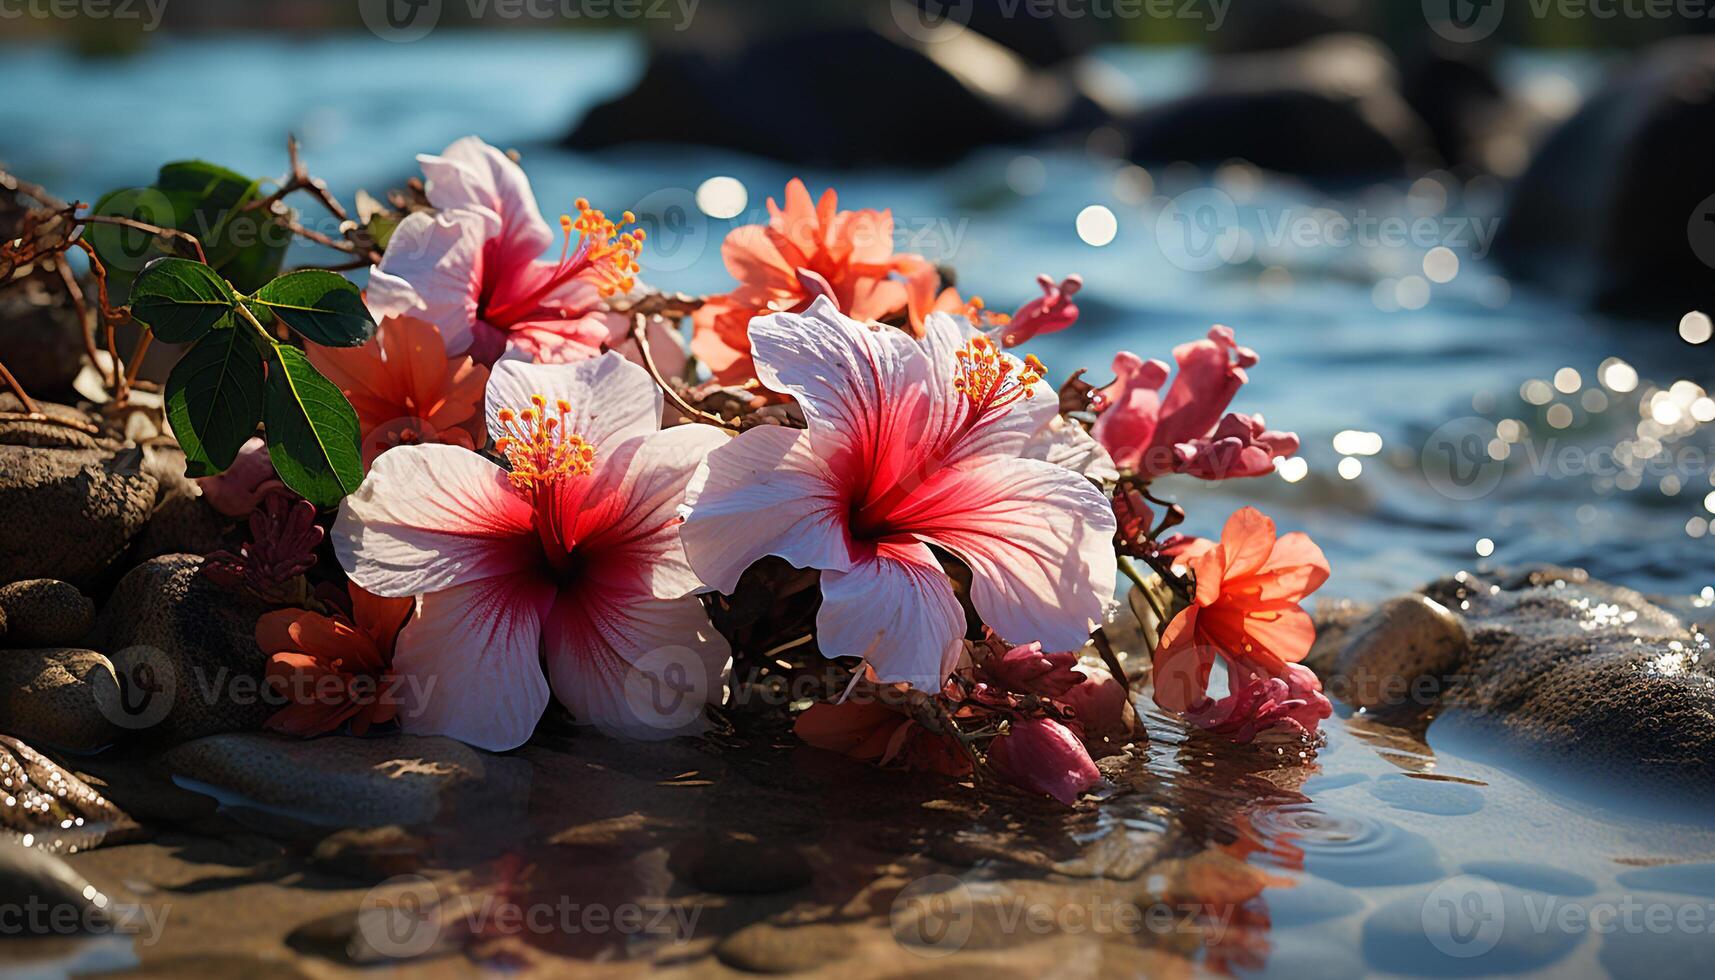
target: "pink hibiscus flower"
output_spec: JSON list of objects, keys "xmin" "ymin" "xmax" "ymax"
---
[
  {"xmin": 367, "ymin": 136, "xmax": 644, "ymax": 366},
  {"xmin": 1092, "ymin": 325, "xmax": 1297, "ymax": 480},
  {"xmin": 332, "ymin": 352, "xmax": 730, "ymax": 750},
  {"xmin": 681, "ymin": 297, "xmax": 1117, "ymax": 690}
]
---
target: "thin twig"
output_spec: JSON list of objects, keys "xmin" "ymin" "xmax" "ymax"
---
[
  {"xmin": 1091, "ymin": 627, "xmax": 1129, "ymax": 690},
  {"xmin": 0, "ymin": 358, "xmax": 40, "ymax": 415},
  {"xmin": 629, "ymin": 312, "xmax": 742, "ymax": 431},
  {"xmin": 56, "ymin": 259, "xmax": 110, "ymax": 388},
  {"xmin": 123, "ymin": 333, "xmax": 152, "ymax": 389},
  {"xmin": 77, "ymin": 214, "xmax": 206, "ymax": 264},
  {"xmin": 72, "ymin": 240, "xmax": 127, "ymax": 403}
]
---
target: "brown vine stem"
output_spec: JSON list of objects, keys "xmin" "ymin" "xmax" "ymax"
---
[
  {"xmin": 628, "ymin": 312, "xmax": 742, "ymax": 432},
  {"xmin": 1091, "ymin": 627, "xmax": 1129, "ymax": 691},
  {"xmin": 0, "ymin": 357, "xmax": 41, "ymax": 416},
  {"xmin": 78, "ymin": 214, "xmax": 207, "ymax": 264},
  {"xmin": 56, "ymin": 259, "xmax": 110, "ymax": 389}
]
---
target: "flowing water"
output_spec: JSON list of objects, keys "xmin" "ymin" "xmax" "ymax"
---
[{"xmin": 3, "ymin": 33, "xmax": 1713, "ymax": 978}]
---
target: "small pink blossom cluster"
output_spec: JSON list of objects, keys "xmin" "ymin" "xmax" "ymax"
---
[{"xmin": 197, "ymin": 138, "xmax": 1332, "ymax": 806}]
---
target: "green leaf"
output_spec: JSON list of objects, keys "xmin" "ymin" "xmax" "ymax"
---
[
  {"xmin": 165, "ymin": 328, "xmax": 265, "ymax": 478},
  {"xmin": 253, "ymin": 271, "xmax": 375, "ymax": 348},
  {"xmin": 85, "ymin": 186, "xmax": 180, "ymax": 284},
  {"xmin": 263, "ymin": 344, "xmax": 363, "ymax": 507},
  {"xmin": 129, "ymin": 257, "xmax": 238, "ymax": 343}
]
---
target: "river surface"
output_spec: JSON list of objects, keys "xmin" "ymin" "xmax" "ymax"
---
[{"xmin": 2, "ymin": 33, "xmax": 1713, "ymax": 979}]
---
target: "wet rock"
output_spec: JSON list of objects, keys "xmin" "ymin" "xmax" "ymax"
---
[
  {"xmin": 0, "ymin": 444, "xmax": 156, "ymax": 587},
  {"xmin": 715, "ymin": 921, "xmax": 855, "ymax": 974},
  {"xmin": 0, "ymin": 648, "xmax": 122, "ymax": 751},
  {"xmin": 1322, "ymin": 568, "xmax": 1715, "ymax": 799},
  {"xmin": 1494, "ymin": 37, "xmax": 1715, "ymax": 312},
  {"xmin": 1125, "ymin": 35, "xmax": 1429, "ymax": 180},
  {"xmin": 565, "ymin": 28, "xmax": 1104, "ymax": 168},
  {"xmin": 1322, "ymin": 595, "xmax": 1467, "ymax": 711},
  {"xmin": 0, "ymin": 840, "xmax": 108, "ymax": 935},
  {"xmin": 0, "ymin": 579, "xmax": 95, "ymax": 647},
  {"xmin": 91, "ymin": 555, "xmax": 272, "ymax": 744},
  {"xmin": 162, "ymin": 732, "xmax": 531, "ymax": 827}
]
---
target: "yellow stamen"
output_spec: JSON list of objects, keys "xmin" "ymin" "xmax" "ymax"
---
[
  {"xmin": 952, "ymin": 337, "xmax": 1045, "ymax": 412},
  {"xmin": 555, "ymin": 198, "xmax": 646, "ymax": 298},
  {"xmin": 494, "ymin": 394, "xmax": 596, "ymax": 490}
]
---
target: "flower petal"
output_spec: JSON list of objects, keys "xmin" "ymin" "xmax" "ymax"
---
[
  {"xmin": 902, "ymin": 458, "xmax": 1117, "ymax": 654},
  {"xmin": 547, "ymin": 424, "xmax": 728, "ymax": 600},
  {"xmin": 543, "ymin": 591, "xmax": 729, "ymax": 740},
  {"xmin": 365, "ymin": 208, "xmax": 497, "ymax": 356},
  {"xmin": 419, "ymin": 136, "xmax": 555, "ymax": 270},
  {"xmin": 916, "ymin": 310, "xmax": 1057, "ymax": 465},
  {"xmin": 483, "ymin": 351, "xmax": 660, "ymax": 455},
  {"xmin": 392, "ymin": 571, "xmax": 557, "ymax": 751},
  {"xmin": 816, "ymin": 541, "xmax": 965, "ymax": 691},
  {"xmin": 681, "ymin": 425, "xmax": 853, "ymax": 592},
  {"xmin": 333, "ymin": 444, "xmax": 537, "ymax": 598},
  {"xmin": 748, "ymin": 296, "xmax": 932, "ymax": 467}
]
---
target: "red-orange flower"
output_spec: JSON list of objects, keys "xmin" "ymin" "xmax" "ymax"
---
[
  {"xmin": 691, "ymin": 179, "xmax": 934, "ymax": 386},
  {"xmin": 306, "ymin": 315, "xmax": 489, "ymax": 467},
  {"xmin": 794, "ymin": 700, "xmax": 971, "ymax": 777},
  {"xmin": 257, "ymin": 585, "xmax": 415, "ymax": 737},
  {"xmin": 1152, "ymin": 507, "xmax": 1329, "ymax": 714}
]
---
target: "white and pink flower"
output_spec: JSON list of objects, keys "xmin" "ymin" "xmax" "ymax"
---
[
  {"xmin": 332, "ymin": 352, "xmax": 730, "ymax": 750},
  {"xmin": 681, "ymin": 297, "xmax": 1118, "ymax": 691},
  {"xmin": 366, "ymin": 137, "xmax": 652, "ymax": 367}
]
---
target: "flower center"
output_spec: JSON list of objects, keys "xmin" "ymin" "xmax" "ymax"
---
[
  {"xmin": 481, "ymin": 200, "xmax": 646, "ymax": 327},
  {"xmin": 493, "ymin": 394, "xmax": 596, "ymax": 491},
  {"xmin": 952, "ymin": 335, "xmax": 1044, "ymax": 419}
]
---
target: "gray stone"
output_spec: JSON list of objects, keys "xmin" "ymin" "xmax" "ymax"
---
[
  {"xmin": 1324, "ymin": 595, "xmax": 1467, "ymax": 712},
  {"xmin": 129, "ymin": 442, "xmax": 232, "ymax": 565},
  {"xmin": 0, "ymin": 648, "xmax": 122, "ymax": 751},
  {"xmin": 0, "ymin": 444, "xmax": 156, "ymax": 587},
  {"xmin": 1319, "ymin": 568, "xmax": 1715, "ymax": 799},
  {"xmin": 91, "ymin": 555, "xmax": 272, "ymax": 744},
  {"xmin": 0, "ymin": 841, "xmax": 107, "ymax": 935},
  {"xmin": 162, "ymin": 732, "xmax": 531, "ymax": 827},
  {"xmin": 0, "ymin": 579, "xmax": 94, "ymax": 647},
  {"xmin": 715, "ymin": 922, "xmax": 855, "ymax": 974}
]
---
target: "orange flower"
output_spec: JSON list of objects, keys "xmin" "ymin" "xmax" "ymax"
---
[
  {"xmin": 795, "ymin": 701, "xmax": 971, "ymax": 777},
  {"xmin": 1152, "ymin": 507, "xmax": 1329, "ymax": 714},
  {"xmin": 305, "ymin": 315, "xmax": 488, "ymax": 467},
  {"xmin": 692, "ymin": 179, "xmax": 935, "ymax": 386},
  {"xmin": 257, "ymin": 585, "xmax": 415, "ymax": 737}
]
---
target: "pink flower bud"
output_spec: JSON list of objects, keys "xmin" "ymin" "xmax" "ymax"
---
[{"xmin": 988, "ymin": 717, "xmax": 1102, "ymax": 806}]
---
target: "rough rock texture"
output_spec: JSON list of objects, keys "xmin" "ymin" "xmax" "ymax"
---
[
  {"xmin": 91, "ymin": 554, "xmax": 272, "ymax": 744},
  {"xmin": 0, "ymin": 579, "xmax": 95, "ymax": 647},
  {"xmin": 0, "ymin": 443, "xmax": 157, "ymax": 587},
  {"xmin": 162, "ymin": 733, "xmax": 533, "ymax": 827},
  {"xmin": 129, "ymin": 441, "xmax": 232, "ymax": 564},
  {"xmin": 1315, "ymin": 567, "xmax": 1715, "ymax": 798},
  {"xmin": 1315, "ymin": 594, "xmax": 1467, "ymax": 711},
  {"xmin": 0, "ymin": 647, "xmax": 122, "ymax": 752}
]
